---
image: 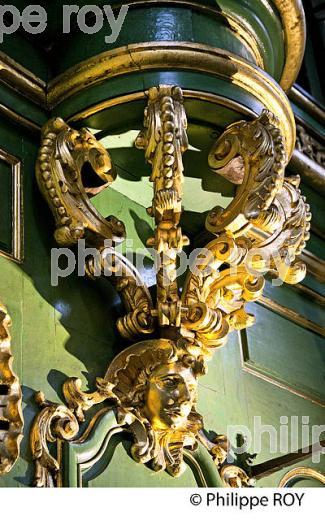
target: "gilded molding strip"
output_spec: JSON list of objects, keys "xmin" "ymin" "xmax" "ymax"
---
[
  {"xmin": 0, "ymin": 303, "xmax": 24, "ymax": 475},
  {"xmin": 47, "ymin": 42, "xmax": 295, "ymax": 158},
  {"xmin": 183, "ymin": 451, "xmax": 209, "ymax": 487},
  {"xmin": 271, "ymin": 0, "xmax": 306, "ymax": 92},
  {"xmin": 290, "ymin": 87, "xmax": 325, "ymax": 126},
  {"xmin": 0, "ymin": 103, "xmax": 41, "ymax": 135},
  {"xmin": 252, "ymin": 440, "xmax": 325, "ymax": 480},
  {"xmin": 289, "ymin": 122, "xmax": 325, "ymax": 194},
  {"xmin": 290, "ymin": 149, "xmax": 325, "ymax": 196},
  {"xmin": 50, "ymin": 0, "xmax": 305, "ymax": 92},
  {"xmin": 67, "ymin": 90, "xmax": 257, "ymax": 125},
  {"xmin": 293, "ymin": 283, "xmax": 325, "ymax": 307},
  {"xmin": 68, "ymin": 92, "xmax": 146, "ymax": 124},
  {"xmin": 279, "ymin": 467, "xmax": 325, "ymax": 487},
  {"xmin": 300, "ymin": 250, "xmax": 325, "ymax": 284},
  {"xmin": 258, "ymin": 296, "xmax": 325, "ymax": 338},
  {"xmin": 0, "ymin": 1, "xmax": 304, "ymax": 110},
  {"xmin": 0, "ymin": 51, "xmax": 46, "ymax": 107},
  {"xmin": 0, "ymin": 149, "xmax": 23, "ymax": 263},
  {"xmin": 239, "ymin": 330, "xmax": 325, "ymax": 408}
]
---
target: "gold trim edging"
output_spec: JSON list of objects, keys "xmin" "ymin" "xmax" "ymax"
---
[
  {"xmin": 290, "ymin": 87, "xmax": 325, "ymax": 126},
  {"xmin": 116, "ymin": 0, "xmax": 306, "ymax": 91},
  {"xmin": 0, "ymin": 103, "xmax": 41, "ymax": 135},
  {"xmin": 0, "ymin": 149, "xmax": 23, "ymax": 263},
  {"xmin": 0, "ymin": 51, "xmax": 46, "ymax": 106},
  {"xmin": 0, "ymin": 1, "xmax": 305, "ymax": 103},
  {"xmin": 301, "ymin": 250, "xmax": 325, "ymax": 284},
  {"xmin": 67, "ymin": 90, "xmax": 257, "ymax": 124},
  {"xmin": 279, "ymin": 467, "xmax": 325, "ymax": 487},
  {"xmin": 47, "ymin": 42, "xmax": 295, "ymax": 158},
  {"xmin": 271, "ymin": 0, "xmax": 306, "ymax": 92},
  {"xmin": 110, "ymin": 0, "xmax": 266, "ymax": 69}
]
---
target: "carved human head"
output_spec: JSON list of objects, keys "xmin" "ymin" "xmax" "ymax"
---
[{"xmin": 105, "ymin": 338, "xmax": 206, "ymax": 431}]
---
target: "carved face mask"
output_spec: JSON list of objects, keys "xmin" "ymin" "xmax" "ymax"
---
[{"xmin": 143, "ymin": 361, "xmax": 197, "ymax": 430}]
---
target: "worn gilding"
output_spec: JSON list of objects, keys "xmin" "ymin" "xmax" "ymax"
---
[{"xmin": 47, "ymin": 42, "xmax": 295, "ymax": 158}]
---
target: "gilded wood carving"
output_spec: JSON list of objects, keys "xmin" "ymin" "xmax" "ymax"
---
[
  {"xmin": 32, "ymin": 85, "xmax": 311, "ymax": 487},
  {"xmin": 0, "ymin": 303, "xmax": 23, "ymax": 475}
]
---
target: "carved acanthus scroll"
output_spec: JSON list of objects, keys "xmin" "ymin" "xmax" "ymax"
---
[
  {"xmin": 36, "ymin": 117, "xmax": 154, "ymax": 341},
  {"xmin": 136, "ymin": 85, "xmax": 189, "ymax": 330},
  {"xmin": 30, "ymin": 391, "xmax": 79, "ymax": 487},
  {"xmin": 36, "ymin": 118, "xmax": 126, "ymax": 247},
  {"xmin": 207, "ymin": 110, "xmax": 311, "ymax": 286},
  {"xmin": 182, "ymin": 235, "xmax": 265, "ymax": 354}
]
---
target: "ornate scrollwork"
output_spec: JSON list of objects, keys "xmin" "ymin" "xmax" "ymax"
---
[
  {"xmin": 63, "ymin": 377, "xmax": 116, "ymax": 423},
  {"xmin": 30, "ymin": 391, "xmax": 79, "ymax": 487},
  {"xmin": 31, "ymin": 339, "xmax": 207, "ymax": 479},
  {"xmin": 207, "ymin": 110, "xmax": 287, "ymax": 233},
  {"xmin": 37, "ymin": 118, "xmax": 154, "ymax": 341},
  {"xmin": 279, "ymin": 467, "xmax": 325, "ymax": 487},
  {"xmin": 250, "ymin": 175, "xmax": 311, "ymax": 284},
  {"xmin": 136, "ymin": 85, "xmax": 189, "ymax": 330},
  {"xmin": 86, "ymin": 248, "xmax": 155, "ymax": 340},
  {"xmin": 207, "ymin": 110, "xmax": 311, "ymax": 286},
  {"xmin": 296, "ymin": 125, "xmax": 325, "ymax": 167},
  {"xmin": 0, "ymin": 303, "xmax": 23, "ymax": 476},
  {"xmin": 182, "ymin": 235, "xmax": 264, "ymax": 353},
  {"xmin": 220, "ymin": 465, "xmax": 255, "ymax": 488},
  {"xmin": 36, "ymin": 117, "xmax": 125, "ymax": 246},
  {"xmin": 32, "ymin": 86, "xmax": 311, "ymax": 488}
]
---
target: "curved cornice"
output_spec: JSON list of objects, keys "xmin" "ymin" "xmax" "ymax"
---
[
  {"xmin": 0, "ymin": 1, "xmax": 306, "ymax": 107},
  {"xmin": 272, "ymin": 0, "xmax": 306, "ymax": 91},
  {"xmin": 47, "ymin": 42, "xmax": 295, "ymax": 158},
  {"xmin": 98, "ymin": 0, "xmax": 306, "ymax": 91}
]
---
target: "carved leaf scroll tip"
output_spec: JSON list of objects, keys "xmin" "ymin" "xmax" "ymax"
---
[{"xmin": 36, "ymin": 117, "xmax": 125, "ymax": 247}]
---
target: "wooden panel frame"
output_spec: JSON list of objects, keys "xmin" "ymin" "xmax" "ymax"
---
[
  {"xmin": 63, "ymin": 408, "xmax": 221, "ymax": 488},
  {"xmin": 239, "ymin": 326, "xmax": 325, "ymax": 409},
  {"xmin": 0, "ymin": 148, "xmax": 23, "ymax": 263}
]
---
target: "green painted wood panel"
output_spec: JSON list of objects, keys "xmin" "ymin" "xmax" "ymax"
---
[{"xmin": 0, "ymin": 159, "xmax": 12, "ymax": 253}]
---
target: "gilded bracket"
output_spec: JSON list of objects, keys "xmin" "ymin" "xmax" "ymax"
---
[{"xmin": 32, "ymin": 86, "xmax": 311, "ymax": 488}]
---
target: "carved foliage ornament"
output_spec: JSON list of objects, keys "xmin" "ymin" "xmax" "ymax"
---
[
  {"xmin": 32, "ymin": 86, "xmax": 311, "ymax": 487},
  {"xmin": 296, "ymin": 125, "xmax": 325, "ymax": 168},
  {"xmin": 0, "ymin": 303, "xmax": 23, "ymax": 475}
]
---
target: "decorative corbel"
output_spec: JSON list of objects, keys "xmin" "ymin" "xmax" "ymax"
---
[
  {"xmin": 31, "ymin": 87, "xmax": 311, "ymax": 488},
  {"xmin": 35, "ymin": 118, "xmax": 124, "ymax": 247},
  {"xmin": 207, "ymin": 111, "xmax": 311, "ymax": 286}
]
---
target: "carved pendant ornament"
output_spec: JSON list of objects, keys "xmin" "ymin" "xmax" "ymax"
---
[{"xmin": 32, "ymin": 85, "xmax": 311, "ymax": 487}]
